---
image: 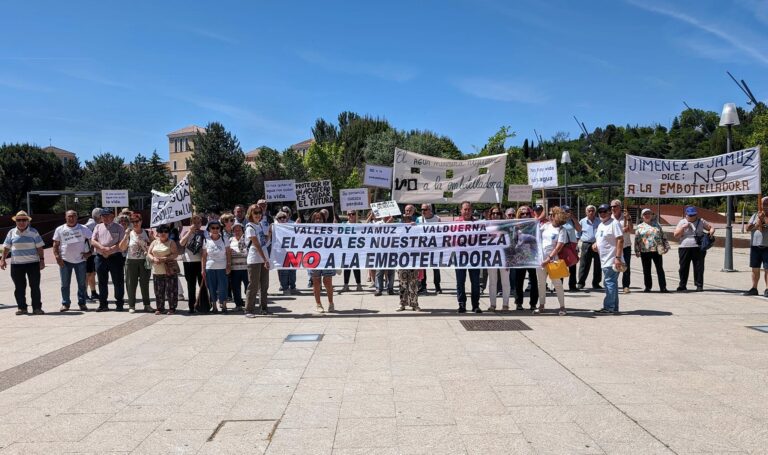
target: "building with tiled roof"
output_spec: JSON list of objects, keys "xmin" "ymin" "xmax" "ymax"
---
[
  {"xmin": 43, "ymin": 146, "xmax": 77, "ymax": 164},
  {"xmin": 245, "ymin": 148, "xmax": 262, "ymax": 168},
  {"xmin": 166, "ymin": 125, "xmax": 205, "ymax": 183},
  {"xmin": 290, "ymin": 138, "xmax": 314, "ymax": 157}
]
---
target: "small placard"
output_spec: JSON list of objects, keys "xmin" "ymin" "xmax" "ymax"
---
[
  {"xmin": 507, "ymin": 185, "xmax": 533, "ymax": 202},
  {"xmin": 364, "ymin": 164, "xmax": 393, "ymax": 189},
  {"xmin": 265, "ymin": 180, "xmax": 297, "ymax": 202},
  {"xmin": 340, "ymin": 188, "xmax": 369, "ymax": 212},
  {"xmin": 101, "ymin": 190, "xmax": 129, "ymax": 207},
  {"xmin": 370, "ymin": 200, "xmax": 401, "ymax": 219}
]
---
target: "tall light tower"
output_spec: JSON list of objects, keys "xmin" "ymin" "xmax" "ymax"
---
[{"xmin": 719, "ymin": 103, "xmax": 740, "ymax": 272}]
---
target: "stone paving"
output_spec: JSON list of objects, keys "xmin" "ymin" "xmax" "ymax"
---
[{"xmin": 0, "ymin": 245, "xmax": 767, "ymax": 454}]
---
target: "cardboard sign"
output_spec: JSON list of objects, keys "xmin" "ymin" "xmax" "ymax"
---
[
  {"xmin": 150, "ymin": 177, "xmax": 192, "ymax": 227},
  {"xmin": 340, "ymin": 188, "xmax": 369, "ymax": 212},
  {"xmin": 625, "ymin": 148, "xmax": 761, "ymax": 198},
  {"xmin": 296, "ymin": 180, "xmax": 334, "ymax": 210},
  {"xmin": 392, "ymin": 148, "xmax": 507, "ymax": 203},
  {"xmin": 507, "ymin": 185, "xmax": 533, "ymax": 202},
  {"xmin": 370, "ymin": 200, "xmax": 401, "ymax": 218},
  {"xmin": 364, "ymin": 164, "xmax": 393, "ymax": 188},
  {"xmin": 101, "ymin": 190, "xmax": 128, "ymax": 207},
  {"xmin": 527, "ymin": 160, "xmax": 558, "ymax": 189},
  {"xmin": 265, "ymin": 180, "xmax": 297, "ymax": 202}
]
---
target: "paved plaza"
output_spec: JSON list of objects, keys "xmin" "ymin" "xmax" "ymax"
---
[{"xmin": 0, "ymin": 245, "xmax": 767, "ymax": 454}]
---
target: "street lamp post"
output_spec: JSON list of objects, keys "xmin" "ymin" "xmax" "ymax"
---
[
  {"xmin": 719, "ymin": 103, "xmax": 740, "ymax": 272},
  {"xmin": 561, "ymin": 150, "xmax": 571, "ymax": 206}
]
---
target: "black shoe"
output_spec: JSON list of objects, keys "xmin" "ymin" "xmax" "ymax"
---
[
  {"xmin": 457, "ymin": 307, "xmax": 467, "ymax": 313},
  {"xmin": 695, "ymin": 286, "xmax": 703, "ymax": 292},
  {"xmin": 259, "ymin": 309, "xmax": 272, "ymax": 315},
  {"xmin": 418, "ymin": 287, "xmax": 427, "ymax": 295},
  {"xmin": 60, "ymin": 305, "xmax": 69, "ymax": 312},
  {"xmin": 435, "ymin": 286, "xmax": 442, "ymax": 294},
  {"xmin": 387, "ymin": 289, "xmax": 395, "ymax": 295},
  {"xmin": 643, "ymin": 288, "xmax": 651, "ymax": 293},
  {"xmin": 676, "ymin": 287, "xmax": 687, "ymax": 292},
  {"xmin": 15, "ymin": 308, "xmax": 28, "ymax": 316},
  {"xmin": 78, "ymin": 304, "xmax": 88, "ymax": 311},
  {"xmin": 660, "ymin": 289, "xmax": 670, "ymax": 294},
  {"xmin": 32, "ymin": 309, "xmax": 45, "ymax": 315},
  {"xmin": 374, "ymin": 291, "xmax": 382, "ymax": 296},
  {"xmin": 115, "ymin": 306, "xmax": 125, "ymax": 312},
  {"xmin": 96, "ymin": 306, "xmax": 108, "ymax": 312},
  {"xmin": 473, "ymin": 307, "xmax": 483, "ymax": 314},
  {"xmin": 743, "ymin": 288, "xmax": 759, "ymax": 296},
  {"xmin": 89, "ymin": 291, "xmax": 99, "ymax": 301},
  {"xmin": 763, "ymin": 290, "xmax": 768, "ymax": 298},
  {"xmin": 576, "ymin": 284, "xmax": 585, "ymax": 290},
  {"xmin": 516, "ymin": 304, "xmax": 523, "ymax": 311},
  {"xmin": 592, "ymin": 285, "xmax": 603, "ymax": 290}
]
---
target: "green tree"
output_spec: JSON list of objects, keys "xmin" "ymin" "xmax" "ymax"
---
[
  {"xmin": 187, "ymin": 122, "xmax": 252, "ymax": 212},
  {"xmin": 311, "ymin": 118, "xmax": 339, "ymax": 144},
  {"xmin": 62, "ymin": 156, "xmax": 83, "ymax": 188},
  {"xmin": 77, "ymin": 153, "xmax": 130, "ymax": 192},
  {"xmin": 129, "ymin": 150, "xmax": 173, "ymax": 193},
  {"xmin": 282, "ymin": 149, "xmax": 309, "ymax": 183},
  {"xmin": 0, "ymin": 143, "xmax": 65, "ymax": 213}
]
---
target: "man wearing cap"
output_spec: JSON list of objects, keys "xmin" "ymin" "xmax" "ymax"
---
[
  {"xmin": 610, "ymin": 200, "xmax": 633, "ymax": 293},
  {"xmin": 53, "ymin": 210, "xmax": 93, "ymax": 312},
  {"xmin": 84, "ymin": 207, "xmax": 102, "ymax": 301},
  {"xmin": 577, "ymin": 205, "xmax": 602, "ymax": 290},
  {"xmin": 1, "ymin": 211, "xmax": 46, "ymax": 315},
  {"xmin": 417, "ymin": 204, "xmax": 442, "ymax": 294},
  {"xmin": 593, "ymin": 204, "xmax": 624, "ymax": 314},
  {"xmin": 744, "ymin": 197, "xmax": 768, "ymax": 296},
  {"xmin": 90, "ymin": 208, "xmax": 126, "ymax": 311},
  {"xmin": 455, "ymin": 201, "xmax": 482, "ymax": 313},
  {"xmin": 674, "ymin": 206, "xmax": 714, "ymax": 292}
]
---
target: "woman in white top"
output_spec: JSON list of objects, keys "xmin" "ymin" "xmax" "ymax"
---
[
  {"xmin": 538, "ymin": 206, "xmax": 568, "ymax": 315},
  {"xmin": 229, "ymin": 223, "xmax": 249, "ymax": 310},
  {"xmin": 201, "ymin": 220, "xmax": 231, "ymax": 312},
  {"xmin": 485, "ymin": 205, "xmax": 510, "ymax": 311},
  {"xmin": 119, "ymin": 212, "xmax": 154, "ymax": 313},
  {"xmin": 244, "ymin": 204, "xmax": 271, "ymax": 317}
]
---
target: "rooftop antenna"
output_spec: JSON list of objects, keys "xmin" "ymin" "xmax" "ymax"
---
[
  {"xmin": 682, "ymin": 101, "xmax": 712, "ymax": 136},
  {"xmin": 727, "ymin": 71, "xmax": 759, "ymax": 106},
  {"xmin": 573, "ymin": 116, "xmax": 591, "ymax": 143}
]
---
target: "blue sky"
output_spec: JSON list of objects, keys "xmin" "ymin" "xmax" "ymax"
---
[{"xmin": 1, "ymin": 0, "xmax": 766, "ymax": 162}]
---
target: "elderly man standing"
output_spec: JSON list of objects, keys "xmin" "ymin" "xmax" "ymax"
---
[
  {"xmin": 1, "ymin": 211, "xmax": 46, "ymax": 315},
  {"xmin": 84, "ymin": 207, "xmax": 102, "ymax": 301},
  {"xmin": 744, "ymin": 197, "xmax": 768, "ymax": 297},
  {"xmin": 455, "ymin": 201, "xmax": 481, "ymax": 313},
  {"xmin": 417, "ymin": 204, "xmax": 442, "ymax": 294},
  {"xmin": 594, "ymin": 203, "xmax": 625, "ymax": 314},
  {"xmin": 577, "ymin": 205, "xmax": 602, "ymax": 290},
  {"xmin": 53, "ymin": 210, "xmax": 93, "ymax": 312},
  {"xmin": 611, "ymin": 199, "xmax": 633, "ymax": 293},
  {"xmin": 90, "ymin": 208, "xmax": 126, "ymax": 311}
]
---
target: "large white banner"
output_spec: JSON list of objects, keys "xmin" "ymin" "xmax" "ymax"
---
[
  {"xmin": 527, "ymin": 160, "xmax": 558, "ymax": 189},
  {"xmin": 150, "ymin": 177, "xmax": 192, "ymax": 227},
  {"xmin": 392, "ymin": 148, "xmax": 507, "ymax": 203},
  {"xmin": 625, "ymin": 147, "xmax": 761, "ymax": 198},
  {"xmin": 265, "ymin": 180, "xmax": 297, "ymax": 202},
  {"xmin": 296, "ymin": 180, "xmax": 334, "ymax": 210},
  {"xmin": 272, "ymin": 219, "xmax": 542, "ymax": 270}
]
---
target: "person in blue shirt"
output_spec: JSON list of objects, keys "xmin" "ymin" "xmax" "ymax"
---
[
  {"xmin": 577, "ymin": 205, "xmax": 603, "ymax": 290},
  {"xmin": 1, "ymin": 211, "xmax": 46, "ymax": 315}
]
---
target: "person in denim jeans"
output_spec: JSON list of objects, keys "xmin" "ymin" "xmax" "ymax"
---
[
  {"xmin": 53, "ymin": 210, "xmax": 93, "ymax": 312},
  {"xmin": 201, "ymin": 221, "xmax": 231, "ymax": 312},
  {"xmin": 593, "ymin": 204, "xmax": 625, "ymax": 314}
]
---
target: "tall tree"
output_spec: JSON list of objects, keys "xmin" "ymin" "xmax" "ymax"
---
[
  {"xmin": 129, "ymin": 150, "xmax": 173, "ymax": 193},
  {"xmin": 0, "ymin": 143, "xmax": 65, "ymax": 213},
  {"xmin": 187, "ymin": 122, "xmax": 252, "ymax": 212},
  {"xmin": 62, "ymin": 156, "xmax": 83, "ymax": 188},
  {"xmin": 77, "ymin": 153, "xmax": 130, "ymax": 192},
  {"xmin": 311, "ymin": 118, "xmax": 339, "ymax": 144},
  {"xmin": 282, "ymin": 149, "xmax": 309, "ymax": 183}
]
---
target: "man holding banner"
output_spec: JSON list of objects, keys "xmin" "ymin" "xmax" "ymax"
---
[
  {"xmin": 417, "ymin": 204, "xmax": 442, "ymax": 294},
  {"xmin": 455, "ymin": 201, "xmax": 482, "ymax": 313}
]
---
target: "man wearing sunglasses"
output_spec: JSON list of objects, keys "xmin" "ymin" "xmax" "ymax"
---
[
  {"xmin": 2, "ymin": 211, "xmax": 46, "ymax": 315},
  {"xmin": 593, "ymin": 204, "xmax": 624, "ymax": 314},
  {"xmin": 417, "ymin": 204, "xmax": 442, "ymax": 294}
]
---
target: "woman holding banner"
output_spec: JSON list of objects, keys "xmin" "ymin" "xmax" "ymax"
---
[
  {"xmin": 309, "ymin": 211, "xmax": 336, "ymax": 312},
  {"xmin": 341, "ymin": 210, "xmax": 363, "ymax": 293},
  {"xmin": 486, "ymin": 205, "xmax": 510, "ymax": 311},
  {"xmin": 514, "ymin": 206, "xmax": 539, "ymax": 311}
]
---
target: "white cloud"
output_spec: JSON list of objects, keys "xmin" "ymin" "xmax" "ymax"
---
[
  {"xmin": 453, "ymin": 77, "xmax": 547, "ymax": 104},
  {"xmin": 625, "ymin": 0, "xmax": 768, "ymax": 66},
  {"xmin": 296, "ymin": 50, "xmax": 418, "ymax": 82}
]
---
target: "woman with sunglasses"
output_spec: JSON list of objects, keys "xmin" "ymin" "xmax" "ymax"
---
[
  {"xmin": 513, "ymin": 206, "xmax": 539, "ymax": 311},
  {"xmin": 201, "ymin": 220, "xmax": 231, "ymax": 312},
  {"xmin": 309, "ymin": 211, "xmax": 336, "ymax": 312},
  {"xmin": 539, "ymin": 206, "xmax": 568, "ymax": 315},
  {"xmin": 245, "ymin": 204, "xmax": 271, "ymax": 317},
  {"xmin": 119, "ymin": 213, "xmax": 154, "ymax": 313},
  {"xmin": 486, "ymin": 205, "xmax": 511, "ymax": 311},
  {"xmin": 341, "ymin": 211, "xmax": 363, "ymax": 293},
  {"xmin": 147, "ymin": 224, "xmax": 180, "ymax": 314}
]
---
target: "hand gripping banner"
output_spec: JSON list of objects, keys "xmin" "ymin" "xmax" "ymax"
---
[{"xmin": 271, "ymin": 219, "xmax": 542, "ymax": 270}]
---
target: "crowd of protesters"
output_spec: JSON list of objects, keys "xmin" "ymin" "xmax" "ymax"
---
[{"xmin": 1, "ymin": 199, "xmax": 724, "ymax": 317}]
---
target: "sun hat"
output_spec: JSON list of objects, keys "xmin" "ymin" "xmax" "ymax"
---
[{"xmin": 11, "ymin": 210, "xmax": 31, "ymax": 221}]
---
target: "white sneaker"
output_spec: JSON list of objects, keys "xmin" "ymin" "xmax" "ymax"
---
[{"xmin": 245, "ymin": 313, "xmax": 256, "ymax": 318}]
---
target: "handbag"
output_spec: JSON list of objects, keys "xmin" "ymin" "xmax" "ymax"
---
[
  {"xmin": 545, "ymin": 260, "xmax": 569, "ymax": 280},
  {"xmin": 558, "ymin": 227, "xmax": 579, "ymax": 267},
  {"xmin": 700, "ymin": 233, "xmax": 715, "ymax": 251},
  {"xmin": 657, "ymin": 238, "xmax": 671, "ymax": 255},
  {"xmin": 166, "ymin": 260, "xmax": 180, "ymax": 276},
  {"xmin": 195, "ymin": 280, "xmax": 211, "ymax": 313}
]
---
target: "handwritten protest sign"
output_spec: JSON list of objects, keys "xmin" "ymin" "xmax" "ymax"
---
[
  {"xmin": 272, "ymin": 219, "xmax": 542, "ymax": 270},
  {"xmin": 392, "ymin": 148, "xmax": 506, "ymax": 203},
  {"xmin": 150, "ymin": 176, "xmax": 192, "ymax": 227},
  {"xmin": 101, "ymin": 190, "xmax": 128, "ymax": 207},
  {"xmin": 364, "ymin": 165, "xmax": 393, "ymax": 188},
  {"xmin": 370, "ymin": 201, "xmax": 401, "ymax": 218},
  {"xmin": 507, "ymin": 185, "xmax": 533, "ymax": 202},
  {"xmin": 340, "ymin": 188, "xmax": 369, "ymax": 212},
  {"xmin": 296, "ymin": 180, "xmax": 334, "ymax": 210},
  {"xmin": 265, "ymin": 180, "xmax": 297, "ymax": 202},
  {"xmin": 527, "ymin": 160, "xmax": 558, "ymax": 189},
  {"xmin": 624, "ymin": 147, "xmax": 761, "ymax": 198}
]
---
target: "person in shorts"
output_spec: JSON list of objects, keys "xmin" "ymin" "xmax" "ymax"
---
[{"xmin": 744, "ymin": 196, "xmax": 768, "ymax": 296}]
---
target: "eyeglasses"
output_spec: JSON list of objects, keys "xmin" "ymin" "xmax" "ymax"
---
[
  {"xmin": 347, "ymin": 213, "xmax": 356, "ymax": 216},
  {"xmin": 16, "ymin": 219, "xmax": 29, "ymax": 222},
  {"xmin": 209, "ymin": 227, "xmax": 221, "ymax": 230},
  {"xmin": 157, "ymin": 231, "xmax": 169, "ymax": 234},
  {"xmin": 421, "ymin": 207, "xmax": 431, "ymax": 211},
  {"xmin": 597, "ymin": 210, "xmax": 608, "ymax": 214},
  {"xmin": 491, "ymin": 212, "xmax": 501, "ymax": 215},
  {"xmin": 610, "ymin": 205, "xmax": 619, "ymax": 208},
  {"xmin": 277, "ymin": 217, "xmax": 287, "ymax": 220}
]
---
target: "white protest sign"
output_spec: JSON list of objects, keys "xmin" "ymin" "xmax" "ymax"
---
[
  {"xmin": 296, "ymin": 180, "xmax": 334, "ymax": 210},
  {"xmin": 370, "ymin": 201, "xmax": 401, "ymax": 218},
  {"xmin": 340, "ymin": 188, "xmax": 369, "ymax": 212},
  {"xmin": 101, "ymin": 190, "xmax": 128, "ymax": 207},
  {"xmin": 625, "ymin": 147, "xmax": 761, "ymax": 198},
  {"xmin": 527, "ymin": 160, "xmax": 558, "ymax": 189},
  {"xmin": 507, "ymin": 185, "xmax": 533, "ymax": 202},
  {"xmin": 392, "ymin": 148, "xmax": 507, "ymax": 203},
  {"xmin": 364, "ymin": 164, "xmax": 393, "ymax": 188},
  {"xmin": 150, "ymin": 176, "xmax": 192, "ymax": 227},
  {"xmin": 265, "ymin": 180, "xmax": 297, "ymax": 202}
]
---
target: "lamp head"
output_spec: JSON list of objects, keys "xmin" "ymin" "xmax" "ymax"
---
[
  {"xmin": 719, "ymin": 103, "xmax": 740, "ymax": 126},
  {"xmin": 560, "ymin": 150, "xmax": 571, "ymax": 164}
]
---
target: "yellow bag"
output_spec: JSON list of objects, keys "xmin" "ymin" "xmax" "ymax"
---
[{"xmin": 545, "ymin": 260, "xmax": 569, "ymax": 280}]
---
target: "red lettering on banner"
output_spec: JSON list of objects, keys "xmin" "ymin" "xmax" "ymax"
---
[{"xmin": 283, "ymin": 251, "xmax": 321, "ymax": 269}]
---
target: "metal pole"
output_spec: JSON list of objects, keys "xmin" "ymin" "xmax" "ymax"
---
[
  {"xmin": 564, "ymin": 163, "xmax": 569, "ymax": 206},
  {"xmin": 723, "ymin": 124, "xmax": 735, "ymax": 272},
  {"xmin": 26, "ymin": 192, "xmax": 30, "ymax": 215}
]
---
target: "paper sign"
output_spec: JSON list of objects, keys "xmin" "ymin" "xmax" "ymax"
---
[
  {"xmin": 296, "ymin": 180, "xmax": 334, "ymax": 210},
  {"xmin": 265, "ymin": 180, "xmax": 297, "ymax": 202},
  {"xmin": 392, "ymin": 148, "xmax": 507, "ymax": 203},
  {"xmin": 370, "ymin": 200, "xmax": 401, "ymax": 218},
  {"xmin": 340, "ymin": 188, "xmax": 369, "ymax": 212},
  {"xmin": 527, "ymin": 160, "xmax": 558, "ymax": 189},
  {"xmin": 101, "ymin": 190, "xmax": 128, "ymax": 207},
  {"xmin": 507, "ymin": 185, "xmax": 533, "ymax": 202},
  {"xmin": 624, "ymin": 148, "xmax": 761, "ymax": 198},
  {"xmin": 150, "ymin": 177, "xmax": 192, "ymax": 227},
  {"xmin": 364, "ymin": 164, "xmax": 393, "ymax": 188}
]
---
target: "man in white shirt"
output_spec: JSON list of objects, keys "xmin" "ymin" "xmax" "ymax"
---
[
  {"xmin": 417, "ymin": 204, "xmax": 442, "ymax": 294},
  {"xmin": 610, "ymin": 199, "xmax": 633, "ymax": 294},
  {"xmin": 53, "ymin": 210, "xmax": 93, "ymax": 312},
  {"xmin": 593, "ymin": 203, "xmax": 624, "ymax": 314}
]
